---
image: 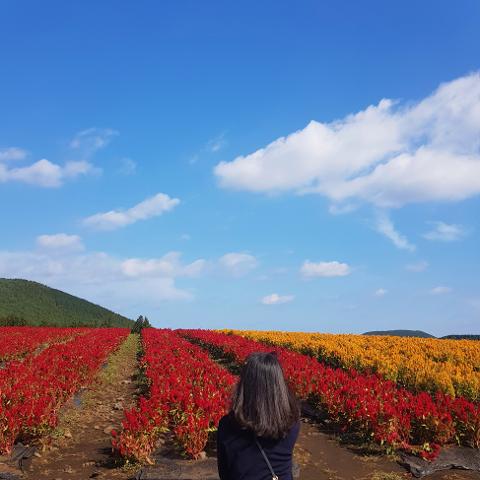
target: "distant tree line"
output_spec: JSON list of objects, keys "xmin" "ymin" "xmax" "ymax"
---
[
  {"xmin": 0, "ymin": 313, "xmax": 154, "ymax": 330},
  {"xmin": 442, "ymin": 335, "xmax": 480, "ymax": 341},
  {"xmin": 0, "ymin": 315, "xmax": 28, "ymax": 326},
  {"xmin": 0, "ymin": 314, "xmax": 120, "ymax": 328}
]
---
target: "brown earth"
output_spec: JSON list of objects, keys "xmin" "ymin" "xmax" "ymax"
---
[
  {"xmin": 294, "ymin": 421, "xmax": 479, "ymax": 480},
  {"xmin": 25, "ymin": 333, "xmax": 141, "ymax": 480},
  {"xmin": 1, "ymin": 333, "xmax": 477, "ymax": 480}
]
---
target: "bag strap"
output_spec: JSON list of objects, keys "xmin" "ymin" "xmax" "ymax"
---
[{"xmin": 255, "ymin": 438, "xmax": 279, "ymax": 480}]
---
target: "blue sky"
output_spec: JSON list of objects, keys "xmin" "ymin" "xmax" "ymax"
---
[{"xmin": 1, "ymin": 1, "xmax": 479, "ymax": 335}]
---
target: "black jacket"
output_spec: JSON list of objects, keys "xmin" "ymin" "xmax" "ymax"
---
[{"xmin": 217, "ymin": 413, "xmax": 300, "ymax": 480}]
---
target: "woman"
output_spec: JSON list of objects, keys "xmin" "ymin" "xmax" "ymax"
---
[{"xmin": 217, "ymin": 351, "xmax": 300, "ymax": 480}]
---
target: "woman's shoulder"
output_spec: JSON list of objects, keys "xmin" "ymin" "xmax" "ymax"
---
[
  {"xmin": 291, "ymin": 420, "xmax": 301, "ymax": 436},
  {"xmin": 218, "ymin": 412, "xmax": 247, "ymax": 444},
  {"xmin": 218, "ymin": 412, "xmax": 236, "ymax": 432},
  {"xmin": 284, "ymin": 420, "xmax": 301, "ymax": 444}
]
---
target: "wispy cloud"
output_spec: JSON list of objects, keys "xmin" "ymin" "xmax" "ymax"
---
[
  {"xmin": 300, "ymin": 260, "xmax": 351, "ymax": 278},
  {"xmin": 374, "ymin": 288, "xmax": 387, "ymax": 297},
  {"xmin": 121, "ymin": 252, "xmax": 206, "ymax": 278},
  {"xmin": 70, "ymin": 128, "xmax": 118, "ymax": 156},
  {"xmin": 0, "ymin": 147, "xmax": 28, "ymax": 162},
  {"xmin": 375, "ymin": 211, "xmax": 415, "ymax": 251},
  {"xmin": 188, "ymin": 133, "xmax": 228, "ymax": 166},
  {"xmin": 423, "ymin": 221, "xmax": 467, "ymax": 242},
  {"xmin": 219, "ymin": 252, "xmax": 258, "ymax": 277},
  {"xmin": 83, "ymin": 193, "xmax": 180, "ymax": 231},
  {"xmin": 36, "ymin": 233, "xmax": 84, "ymax": 252},
  {"xmin": 406, "ymin": 260, "xmax": 429, "ymax": 272},
  {"xmin": 430, "ymin": 286, "xmax": 452, "ymax": 295},
  {"xmin": 261, "ymin": 293, "xmax": 294, "ymax": 305},
  {"xmin": 188, "ymin": 154, "xmax": 199, "ymax": 165},
  {"xmin": 206, "ymin": 133, "xmax": 227, "ymax": 153},
  {"xmin": 117, "ymin": 158, "xmax": 137, "ymax": 176}
]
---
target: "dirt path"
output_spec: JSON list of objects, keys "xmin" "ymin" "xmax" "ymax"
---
[
  {"xmin": 294, "ymin": 420, "xmax": 404, "ymax": 480},
  {"xmin": 294, "ymin": 421, "xmax": 478, "ymax": 480},
  {"xmin": 26, "ymin": 334, "xmax": 141, "ymax": 480}
]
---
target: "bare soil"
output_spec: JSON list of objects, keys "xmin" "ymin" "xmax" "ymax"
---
[{"xmin": 294, "ymin": 421, "xmax": 479, "ymax": 480}]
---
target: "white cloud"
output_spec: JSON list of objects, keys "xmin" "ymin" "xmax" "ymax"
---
[
  {"xmin": 261, "ymin": 293, "xmax": 294, "ymax": 305},
  {"xmin": 83, "ymin": 193, "xmax": 180, "ymax": 230},
  {"xmin": 300, "ymin": 260, "xmax": 351, "ymax": 278},
  {"xmin": 0, "ymin": 131, "xmax": 108, "ymax": 188},
  {"xmin": 0, "ymin": 159, "xmax": 96, "ymax": 187},
  {"xmin": 406, "ymin": 260, "xmax": 429, "ymax": 272},
  {"xmin": 70, "ymin": 128, "xmax": 118, "ymax": 156},
  {"xmin": 374, "ymin": 288, "xmax": 387, "ymax": 297},
  {"xmin": 36, "ymin": 234, "xmax": 84, "ymax": 252},
  {"xmin": 328, "ymin": 203, "xmax": 358, "ymax": 215},
  {"xmin": 215, "ymin": 73, "xmax": 480, "ymax": 208},
  {"xmin": 0, "ymin": 247, "xmax": 205, "ymax": 309},
  {"xmin": 219, "ymin": 252, "xmax": 258, "ymax": 276},
  {"xmin": 423, "ymin": 221, "xmax": 467, "ymax": 242},
  {"xmin": 430, "ymin": 286, "xmax": 452, "ymax": 295},
  {"xmin": 375, "ymin": 211, "xmax": 415, "ymax": 251},
  {"xmin": 0, "ymin": 147, "xmax": 28, "ymax": 162},
  {"xmin": 121, "ymin": 253, "xmax": 206, "ymax": 278}
]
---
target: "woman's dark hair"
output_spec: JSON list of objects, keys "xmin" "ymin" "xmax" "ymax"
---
[{"xmin": 231, "ymin": 351, "xmax": 300, "ymax": 439}]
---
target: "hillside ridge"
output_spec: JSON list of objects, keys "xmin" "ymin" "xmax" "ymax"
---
[
  {"xmin": 0, "ymin": 278, "xmax": 133, "ymax": 328},
  {"xmin": 363, "ymin": 329, "xmax": 435, "ymax": 338}
]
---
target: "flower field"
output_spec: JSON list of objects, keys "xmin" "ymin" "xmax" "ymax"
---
[
  {"xmin": 1, "ymin": 326, "xmax": 479, "ymax": 469},
  {"xmin": 0, "ymin": 327, "xmax": 129, "ymax": 454},
  {"xmin": 113, "ymin": 328, "xmax": 236, "ymax": 463},
  {"xmin": 178, "ymin": 329, "xmax": 480, "ymax": 460},
  {"xmin": 0, "ymin": 326, "xmax": 81, "ymax": 362},
  {"xmin": 228, "ymin": 330, "xmax": 480, "ymax": 401}
]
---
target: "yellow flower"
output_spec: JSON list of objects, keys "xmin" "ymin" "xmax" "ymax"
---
[{"xmin": 222, "ymin": 329, "xmax": 480, "ymax": 401}]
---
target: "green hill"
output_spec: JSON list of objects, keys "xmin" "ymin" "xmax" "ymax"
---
[
  {"xmin": 0, "ymin": 278, "xmax": 133, "ymax": 328},
  {"xmin": 363, "ymin": 329, "xmax": 435, "ymax": 338}
]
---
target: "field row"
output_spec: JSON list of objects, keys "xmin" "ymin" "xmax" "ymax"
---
[
  {"xmin": 0, "ymin": 327, "xmax": 129, "ymax": 454},
  {"xmin": 0, "ymin": 326, "xmax": 83, "ymax": 362},
  {"xmin": 229, "ymin": 330, "xmax": 480, "ymax": 401},
  {"xmin": 112, "ymin": 329, "xmax": 236, "ymax": 463}
]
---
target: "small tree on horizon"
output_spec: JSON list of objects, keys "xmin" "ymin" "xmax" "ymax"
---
[{"xmin": 131, "ymin": 315, "xmax": 151, "ymax": 333}]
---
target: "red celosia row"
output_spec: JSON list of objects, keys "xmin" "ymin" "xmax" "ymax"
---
[
  {"xmin": 178, "ymin": 329, "xmax": 480, "ymax": 459},
  {"xmin": 112, "ymin": 329, "xmax": 236, "ymax": 463},
  {"xmin": 0, "ymin": 327, "xmax": 129, "ymax": 454},
  {"xmin": 0, "ymin": 326, "xmax": 82, "ymax": 362}
]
